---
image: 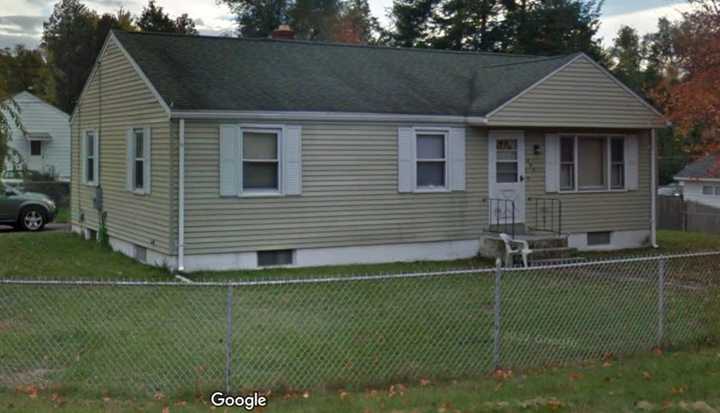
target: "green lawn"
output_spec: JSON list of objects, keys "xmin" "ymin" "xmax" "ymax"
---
[
  {"xmin": 3, "ymin": 346, "xmax": 720, "ymax": 412},
  {"xmin": 0, "ymin": 232, "xmax": 171, "ymax": 279},
  {"xmin": 53, "ymin": 207, "xmax": 70, "ymax": 224},
  {"xmin": 0, "ymin": 229, "xmax": 719, "ymax": 410}
]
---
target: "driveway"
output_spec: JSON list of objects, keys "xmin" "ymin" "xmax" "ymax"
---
[{"xmin": 0, "ymin": 223, "xmax": 69, "ymax": 233}]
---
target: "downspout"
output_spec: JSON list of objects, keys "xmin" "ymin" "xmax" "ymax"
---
[
  {"xmin": 178, "ymin": 118, "xmax": 186, "ymax": 271},
  {"xmin": 651, "ymin": 128, "xmax": 658, "ymax": 248}
]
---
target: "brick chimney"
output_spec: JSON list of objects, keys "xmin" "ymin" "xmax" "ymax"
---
[{"xmin": 271, "ymin": 24, "xmax": 295, "ymax": 40}]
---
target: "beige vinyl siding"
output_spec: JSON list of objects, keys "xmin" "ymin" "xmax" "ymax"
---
[
  {"xmin": 524, "ymin": 129, "xmax": 651, "ymax": 233},
  {"xmin": 181, "ymin": 121, "xmax": 489, "ymax": 255},
  {"xmin": 488, "ymin": 56, "xmax": 665, "ymax": 129},
  {"xmin": 70, "ymin": 37, "xmax": 173, "ymax": 254}
]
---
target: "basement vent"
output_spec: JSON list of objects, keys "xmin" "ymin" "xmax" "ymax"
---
[
  {"xmin": 135, "ymin": 245, "xmax": 148, "ymax": 263},
  {"xmin": 85, "ymin": 229, "xmax": 97, "ymax": 241},
  {"xmin": 587, "ymin": 231, "xmax": 612, "ymax": 246},
  {"xmin": 258, "ymin": 250, "xmax": 294, "ymax": 267}
]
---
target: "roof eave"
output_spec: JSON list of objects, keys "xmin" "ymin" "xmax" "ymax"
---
[{"xmin": 170, "ymin": 110, "xmax": 489, "ymax": 125}]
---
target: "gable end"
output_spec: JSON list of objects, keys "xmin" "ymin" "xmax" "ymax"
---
[{"xmin": 486, "ymin": 54, "xmax": 666, "ymax": 129}]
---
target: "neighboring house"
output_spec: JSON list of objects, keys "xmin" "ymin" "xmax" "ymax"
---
[
  {"xmin": 675, "ymin": 153, "xmax": 720, "ymax": 208},
  {"xmin": 70, "ymin": 30, "xmax": 667, "ymax": 271},
  {"xmin": 2, "ymin": 91, "xmax": 71, "ymax": 181}
]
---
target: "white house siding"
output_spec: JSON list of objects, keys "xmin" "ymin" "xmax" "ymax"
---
[
  {"xmin": 487, "ymin": 56, "xmax": 666, "ymax": 129},
  {"xmin": 3, "ymin": 91, "xmax": 70, "ymax": 179},
  {"xmin": 70, "ymin": 37, "xmax": 174, "ymax": 257},
  {"xmin": 681, "ymin": 181, "xmax": 720, "ymax": 208}
]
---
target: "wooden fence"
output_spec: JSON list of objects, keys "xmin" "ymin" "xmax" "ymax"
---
[{"xmin": 657, "ymin": 196, "xmax": 720, "ymax": 234}]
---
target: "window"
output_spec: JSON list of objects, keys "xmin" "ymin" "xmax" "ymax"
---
[
  {"xmin": 84, "ymin": 130, "xmax": 98, "ymax": 185},
  {"xmin": 127, "ymin": 127, "xmax": 150, "ymax": 193},
  {"xmin": 416, "ymin": 133, "xmax": 447, "ymax": 189},
  {"xmin": 496, "ymin": 139, "xmax": 519, "ymax": 183},
  {"xmin": 242, "ymin": 130, "xmax": 280, "ymax": 191},
  {"xmin": 556, "ymin": 135, "xmax": 627, "ymax": 192},
  {"xmin": 560, "ymin": 137, "xmax": 575, "ymax": 191},
  {"xmin": 258, "ymin": 250, "xmax": 294, "ymax": 266},
  {"xmin": 134, "ymin": 129, "xmax": 145, "ymax": 190},
  {"xmin": 578, "ymin": 137, "xmax": 606, "ymax": 190},
  {"xmin": 702, "ymin": 185, "xmax": 720, "ymax": 196},
  {"xmin": 220, "ymin": 125, "xmax": 302, "ymax": 197},
  {"xmin": 30, "ymin": 141, "xmax": 42, "ymax": 156},
  {"xmin": 587, "ymin": 231, "xmax": 612, "ymax": 246},
  {"xmin": 611, "ymin": 138, "xmax": 625, "ymax": 189}
]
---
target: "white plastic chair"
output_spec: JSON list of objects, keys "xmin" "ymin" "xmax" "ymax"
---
[{"xmin": 499, "ymin": 233, "xmax": 533, "ymax": 268}]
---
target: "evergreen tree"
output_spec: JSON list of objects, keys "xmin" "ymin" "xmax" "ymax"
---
[{"xmin": 137, "ymin": 1, "xmax": 198, "ymax": 34}]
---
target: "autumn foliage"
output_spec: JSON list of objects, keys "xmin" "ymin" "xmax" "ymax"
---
[{"xmin": 655, "ymin": 0, "xmax": 720, "ymax": 155}]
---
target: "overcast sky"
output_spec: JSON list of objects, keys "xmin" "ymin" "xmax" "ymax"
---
[{"xmin": 0, "ymin": 0, "xmax": 692, "ymax": 50}]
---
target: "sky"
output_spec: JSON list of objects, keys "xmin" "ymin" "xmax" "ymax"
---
[{"xmin": 0, "ymin": 0, "xmax": 693, "ymax": 50}]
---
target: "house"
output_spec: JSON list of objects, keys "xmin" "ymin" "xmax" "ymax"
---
[
  {"xmin": 2, "ymin": 91, "xmax": 71, "ymax": 181},
  {"xmin": 675, "ymin": 153, "xmax": 720, "ymax": 208},
  {"xmin": 70, "ymin": 30, "xmax": 667, "ymax": 271}
]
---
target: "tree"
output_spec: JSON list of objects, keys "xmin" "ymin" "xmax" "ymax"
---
[
  {"xmin": 390, "ymin": 0, "xmax": 504, "ymax": 50},
  {"xmin": 221, "ymin": 0, "xmax": 290, "ymax": 38},
  {"xmin": 137, "ymin": 0, "xmax": 198, "ymax": 34},
  {"xmin": 42, "ymin": 0, "xmax": 99, "ymax": 113},
  {"xmin": 654, "ymin": 0, "xmax": 720, "ymax": 155},
  {"xmin": 500, "ymin": 0, "xmax": 605, "ymax": 59},
  {"xmin": 0, "ymin": 46, "xmax": 55, "ymax": 103},
  {"xmin": 0, "ymin": 79, "xmax": 23, "ymax": 175},
  {"xmin": 609, "ymin": 25, "xmax": 644, "ymax": 92}
]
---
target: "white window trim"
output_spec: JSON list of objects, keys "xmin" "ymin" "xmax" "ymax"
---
[
  {"xmin": 83, "ymin": 129, "xmax": 99, "ymax": 187},
  {"xmin": 240, "ymin": 125, "xmax": 283, "ymax": 197},
  {"xmin": 128, "ymin": 127, "xmax": 151, "ymax": 195},
  {"xmin": 556, "ymin": 133, "xmax": 633, "ymax": 194},
  {"xmin": 412, "ymin": 127, "xmax": 450, "ymax": 193}
]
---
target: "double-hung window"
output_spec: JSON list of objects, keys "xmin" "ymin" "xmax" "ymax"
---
[
  {"xmin": 83, "ymin": 129, "xmax": 99, "ymax": 186},
  {"xmin": 554, "ymin": 135, "xmax": 631, "ymax": 192},
  {"xmin": 242, "ymin": 130, "xmax": 280, "ymax": 192},
  {"xmin": 219, "ymin": 125, "xmax": 302, "ymax": 197},
  {"xmin": 416, "ymin": 132, "xmax": 447, "ymax": 190},
  {"xmin": 127, "ymin": 127, "xmax": 151, "ymax": 194}
]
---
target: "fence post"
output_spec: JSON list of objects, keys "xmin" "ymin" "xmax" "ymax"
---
[
  {"xmin": 493, "ymin": 258, "xmax": 503, "ymax": 370},
  {"xmin": 656, "ymin": 258, "xmax": 667, "ymax": 348},
  {"xmin": 225, "ymin": 285, "xmax": 233, "ymax": 393}
]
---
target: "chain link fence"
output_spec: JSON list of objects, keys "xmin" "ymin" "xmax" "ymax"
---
[{"xmin": 1, "ymin": 252, "xmax": 719, "ymax": 396}]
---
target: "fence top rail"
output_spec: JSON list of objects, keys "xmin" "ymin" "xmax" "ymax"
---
[{"xmin": 1, "ymin": 250, "xmax": 719, "ymax": 287}]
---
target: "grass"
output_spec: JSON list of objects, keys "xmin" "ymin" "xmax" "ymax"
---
[
  {"xmin": 0, "ymin": 232, "xmax": 171, "ymax": 279},
  {"xmin": 53, "ymin": 207, "xmax": 69, "ymax": 224},
  {"xmin": 0, "ymin": 229, "xmax": 719, "ymax": 409},
  {"xmin": 3, "ymin": 345, "xmax": 720, "ymax": 412}
]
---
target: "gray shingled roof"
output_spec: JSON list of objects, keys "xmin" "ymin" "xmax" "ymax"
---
[
  {"xmin": 676, "ymin": 153, "xmax": 720, "ymax": 179},
  {"xmin": 113, "ymin": 30, "xmax": 578, "ymax": 116}
]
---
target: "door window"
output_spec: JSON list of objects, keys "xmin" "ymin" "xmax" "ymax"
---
[{"xmin": 496, "ymin": 139, "xmax": 519, "ymax": 183}]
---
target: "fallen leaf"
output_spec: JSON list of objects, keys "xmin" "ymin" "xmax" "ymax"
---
[
  {"xmin": 547, "ymin": 398, "xmax": 564, "ymax": 411},
  {"xmin": 643, "ymin": 371, "xmax": 653, "ymax": 381},
  {"xmin": 338, "ymin": 390, "xmax": 349, "ymax": 400},
  {"xmin": 493, "ymin": 368, "xmax": 513, "ymax": 381},
  {"xmin": 154, "ymin": 391, "xmax": 166, "ymax": 400},
  {"xmin": 419, "ymin": 378, "xmax": 431, "ymax": 386},
  {"xmin": 672, "ymin": 385, "xmax": 689, "ymax": 395},
  {"xmin": 680, "ymin": 401, "xmax": 719, "ymax": 413},
  {"xmin": 569, "ymin": 372, "xmax": 584, "ymax": 381},
  {"xmin": 302, "ymin": 390, "xmax": 310, "ymax": 399},
  {"xmin": 636, "ymin": 400, "xmax": 655, "ymax": 410},
  {"xmin": 162, "ymin": 406, "xmax": 170, "ymax": 413}
]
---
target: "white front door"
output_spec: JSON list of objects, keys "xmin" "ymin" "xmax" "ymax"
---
[
  {"xmin": 27, "ymin": 140, "xmax": 44, "ymax": 172},
  {"xmin": 489, "ymin": 131, "xmax": 526, "ymax": 224}
]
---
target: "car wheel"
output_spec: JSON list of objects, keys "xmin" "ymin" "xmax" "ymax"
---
[{"xmin": 19, "ymin": 207, "xmax": 46, "ymax": 232}]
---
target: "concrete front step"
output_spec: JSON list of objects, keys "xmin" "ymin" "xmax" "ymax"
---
[{"xmin": 479, "ymin": 232, "xmax": 571, "ymax": 261}]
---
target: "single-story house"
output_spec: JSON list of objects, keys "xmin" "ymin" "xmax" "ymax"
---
[
  {"xmin": 70, "ymin": 30, "xmax": 667, "ymax": 271},
  {"xmin": 675, "ymin": 153, "xmax": 720, "ymax": 208},
  {"xmin": 3, "ymin": 91, "xmax": 71, "ymax": 181}
]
